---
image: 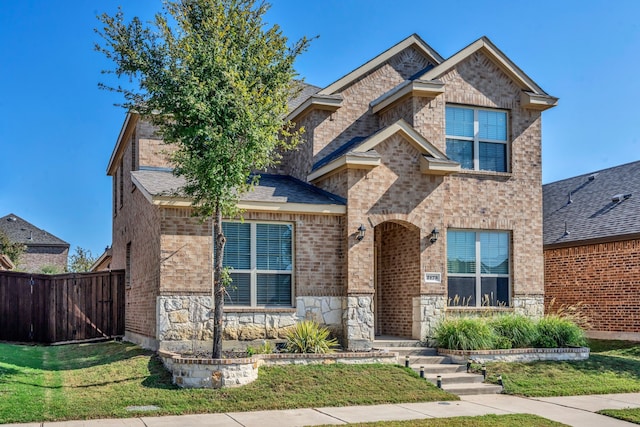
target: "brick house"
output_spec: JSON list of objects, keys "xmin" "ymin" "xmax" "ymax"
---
[
  {"xmin": 0, "ymin": 213, "xmax": 69, "ymax": 273},
  {"xmin": 544, "ymin": 161, "xmax": 640, "ymax": 341},
  {"xmin": 107, "ymin": 34, "xmax": 557, "ymax": 351}
]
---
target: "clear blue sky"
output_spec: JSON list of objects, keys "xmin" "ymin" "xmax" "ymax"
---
[{"xmin": 1, "ymin": 0, "xmax": 639, "ymax": 257}]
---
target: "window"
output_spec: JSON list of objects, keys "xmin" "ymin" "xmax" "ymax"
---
[
  {"xmin": 447, "ymin": 230, "xmax": 510, "ymax": 307},
  {"xmin": 446, "ymin": 106, "xmax": 508, "ymax": 172},
  {"xmin": 222, "ymin": 221, "xmax": 293, "ymax": 307}
]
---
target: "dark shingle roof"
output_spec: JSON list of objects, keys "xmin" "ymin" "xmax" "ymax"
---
[
  {"xmin": 543, "ymin": 161, "xmax": 640, "ymax": 247},
  {"xmin": 0, "ymin": 214, "xmax": 69, "ymax": 247},
  {"xmin": 288, "ymin": 81, "xmax": 321, "ymax": 112},
  {"xmin": 131, "ymin": 169, "xmax": 346, "ymax": 205}
]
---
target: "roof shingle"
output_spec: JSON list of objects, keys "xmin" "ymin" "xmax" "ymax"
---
[{"xmin": 543, "ymin": 161, "xmax": 640, "ymax": 247}]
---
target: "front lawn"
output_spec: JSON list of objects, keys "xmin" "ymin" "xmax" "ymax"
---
[
  {"xmin": 319, "ymin": 414, "xmax": 568, "ymax": 426},
  {"xmin": 484, "ymin": 339, "xmax": 640, "ymax": 397},
  {"xmin": 0, "ymin": 341, "xmax": 456, "ymax": 424},
  {"xmin": 598, "ymin": 408, "xmax": 640, "ymax": 424}
]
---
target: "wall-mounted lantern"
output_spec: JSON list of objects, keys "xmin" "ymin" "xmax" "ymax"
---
[
  {"xmin": 429, "ymin": 227, "xmax": 439, "ymax": 244},
  {"xmin": 356, "ymin": 224, "xmax": 366, "ymax": 241}
]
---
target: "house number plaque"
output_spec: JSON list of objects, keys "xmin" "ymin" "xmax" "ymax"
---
[{"xmin": 424, "ymin": 272, "xmax": 441, "ymax": 283}]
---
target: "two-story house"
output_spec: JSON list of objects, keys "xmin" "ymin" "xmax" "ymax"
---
[{"xmin": 107, "ymin": 34, "xmax": 557, "ymax": 352}]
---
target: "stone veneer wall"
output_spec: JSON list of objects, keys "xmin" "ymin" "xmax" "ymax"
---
[
  {"xmin": 414, "ymin": 295, "xmax": 447, "ymax": 341},
  {"xmin": 157, "ymin": 295, "xmax": 345, "ymax": 352},
  {"xmin": 344, "ymin": 295, "xmax": 375, "ymax": 350},
  {"xmin": 440, "ymin": 347, "xmax": 590, "ymax": 364},
  {"xmin": 159, "ymin": 350, "xmax": 398, "ymax": 389}
]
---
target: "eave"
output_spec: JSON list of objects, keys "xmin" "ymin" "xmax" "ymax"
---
[
  {"xmin": 286, "ymin": 94, "xmax": 343, "ymax": 122},
  {"xmin": 107, "ymin": 112, "xmax": 139, "ymax": 176},
  {"xmin": 371, "ymin": 80, "xmax": 445, "ymax": 114},
  {"xmin": 308, "ymin": 154, "xmax": 381, "ymax": 183},
  {"xmin": 521, "ymin": 91, "xmax": 559, "ymax": 111}
]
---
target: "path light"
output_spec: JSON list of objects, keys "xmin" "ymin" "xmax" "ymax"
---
[
  {"xmin": 498, "ymin": 374, "xmax": 503, "ymax": 387},
  {"xmin": 481, "ymin": 364, "xmax": 487, "ymax": 380},
  {"xmin": 429, "ymin": 228, "xmax": 439, "ymax": 244},
  {"xmin": 405, "ymin": 356, "xmax": 410, "ymax": 368},
  {"xmin": 419, "ymin": 366, "xmax": 425, "ymax": 378},
  {"xmin": 436, "ymin": 375, "xmax": 442, "ymax": 388},
  {"xmin": 466, "ymin": 359, "xmax": 472, "ymax": 373},
  {"xmin": 356, "ymin": 224, "xmax": 366, "ymax": 241}
]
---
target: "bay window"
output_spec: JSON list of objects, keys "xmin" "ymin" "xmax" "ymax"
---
[
  {"xmin": 221, "ymin": 221, "xmax": 293, "ymax": 307},
  {"xmin": 446, "ymin": 106, "xmax": 508, "ymax": 172},
  {"xmin": 447, "ymin": 230, "xmax": 510, "ymax": 307}
]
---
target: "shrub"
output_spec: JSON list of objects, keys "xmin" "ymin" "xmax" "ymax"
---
[
  {"xmin": 489, "ymin": 314, "xmax": 538, "ymax": 348},
  {"xmin": 284, "ymin": 321, "xmax": 338, "ymax": 354},
  {"xmin": 533, "ymin": 315, "xmax": 586, "ymax": 348},
  {"xmin": 433, "ymin": 318, "xmax": 495, "ymax": 350}
]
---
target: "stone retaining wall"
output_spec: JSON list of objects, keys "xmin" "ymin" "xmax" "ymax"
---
[
  {"xmin": 439, "ymin": 347, "xmax": 590, "ymax": 364},
  {"xmin": 158, "ymin": 350, "xmax": 398, "ymax": 389}
]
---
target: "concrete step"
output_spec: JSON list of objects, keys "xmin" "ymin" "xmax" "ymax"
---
[
  {"xmin": 409, "ymin": 355, "xmax": 451, "ymax": 365},
  {"xmin": 373, "ymin": 338, "xmax": 425, "ymax": 348},
  {"xmin": 413, "ymin": 363, "xmax": 466, "ymax": 374},
  {"xmin": 377, "ymin": 346, "xmax": 437, "ymax": 357},
  {"xmin": 440, "ymin": 382, "xmax": 504, "ymax": 396},
  {"xmin": 424, "ymin": 372, "xmax": 485, "ymax": 385}
]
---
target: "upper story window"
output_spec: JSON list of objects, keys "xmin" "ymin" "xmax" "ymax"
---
[
  {"xmin": 222, "ymin": 221, "xmax": 293, "ymax": 307},
  {"xmin": 446, "ymin": 106, "xmax": 508, "ymax": 172},
  {"xmin": 447, "ymin": 230, "xmax": 510, "ymax": 307}
]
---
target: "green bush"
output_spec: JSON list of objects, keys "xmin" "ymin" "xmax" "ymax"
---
[
  {"xmin": 433, "ymin": 314, "xmax": 586, "ymax": 350},
  {"xmin": 489, "ymin": 314, "xmax": 538, "ymax": 349},
  {"xmin": 285, "ymin": 321, "xmax": 338, "ymax": 354},
  {"xmin": 533, "ymin": 315, "xmax": 587, "ymax": 348},
  {"xmin": 433, "ymin": 318, "xmax": 495, "ymax": 351}
]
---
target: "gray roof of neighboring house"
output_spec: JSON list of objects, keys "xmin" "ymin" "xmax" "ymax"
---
[
  {"xmin": 0, "ymin": 213, "xmax": 69, "ymax": 247},
  {"xmin": 543, "ymin": 161, "xmax": 640, "ymax": 247},
  {"xmin": 131, "ymin": 168, "xmax": 346, "ymax": 205}
]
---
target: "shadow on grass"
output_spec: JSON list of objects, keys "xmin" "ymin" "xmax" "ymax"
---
[{"xmin": 0, "ymin": 341, "xmax": 180, "ymax": 391}]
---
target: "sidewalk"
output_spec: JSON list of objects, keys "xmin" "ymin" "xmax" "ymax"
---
[{"xmin": 5, "ymin": 393, "xmax": 640, "ymax": 427}]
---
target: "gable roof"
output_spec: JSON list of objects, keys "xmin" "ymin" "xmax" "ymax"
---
[
  {"xmin": 131, "ymin": 169, "xmax": 346, "ymax": 215},
  {"xmin": 419, "ymin": 36, "xmax": 558, "ymax": 110},
  {"xmin": 308, "ymin": 119, "xmax": 460, "ymax": 182},
  {"xmin": 318, "ymin": 34, "xmax": 444, "ymax": 96},
  {"xmin": 543, "ymin": 161, "xmax": 640, "ymax": 248},
  {"xmin": 0, "ymin": 213, "xmax": 69, "ymax": 247}
]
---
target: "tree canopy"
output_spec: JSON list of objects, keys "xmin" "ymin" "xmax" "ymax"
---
[{"xmin": 96, "ymin": 0, "xmax": 311, "ymax": 357}]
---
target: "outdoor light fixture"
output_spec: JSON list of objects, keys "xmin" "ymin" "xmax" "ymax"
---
[
  {"xmin": 429, "ymin": 227, "xmax": 439, "ymax": 244},
  {"xmin": 356, "ymin": 224, "xmax": 366, "ymax": 241}
]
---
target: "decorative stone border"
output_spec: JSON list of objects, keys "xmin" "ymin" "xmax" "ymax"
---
[
  {"xmin": 158, "ymin": 350, "xmax": 398, "ymax": 389},
  {"xmin": 438, "ymin": 347, "xmax": 590, "ymax": 364}
]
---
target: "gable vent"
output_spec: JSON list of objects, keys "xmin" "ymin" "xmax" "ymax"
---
[
  {"xmin": 588, "ymin": 173, "xmax": 598, "ymax": 181},
  {"xmin": 612, "ymin": 193, "xmax": 632, "ymax": 203}
]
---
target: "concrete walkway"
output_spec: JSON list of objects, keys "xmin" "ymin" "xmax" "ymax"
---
[{"xmin": 5, "ymin": 393, "xmax": 640, "ymax": 427}]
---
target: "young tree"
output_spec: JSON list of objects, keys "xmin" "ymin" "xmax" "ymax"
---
[
  {"xmin": 68, "ymin": 246, "xmax": 97, "ymax": 273},
  {"xmin": 96, "ymin": 0, "xmax": 310, "ymax": 358}
]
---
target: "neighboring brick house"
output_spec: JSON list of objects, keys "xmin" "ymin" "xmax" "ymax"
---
[
  {"xmin": 107, "ymin": 34, "xmax": 557, "ymax": 351},
  {"xmin": 0, "ymin": 213, "xmax": 70, "ymax": 272},
  {"xmin": 544, "ymin": 161, "xmax": 640, "ymax": 341}
]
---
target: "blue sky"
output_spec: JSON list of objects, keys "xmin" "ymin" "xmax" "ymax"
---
[{"xmin": 1, "ymin": 0, "xmax": 639, "ymax": 257}]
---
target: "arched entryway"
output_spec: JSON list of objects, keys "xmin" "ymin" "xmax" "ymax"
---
[{"xmin": 374, "ymin": 221, "xmax": 421, "ymax": 338}]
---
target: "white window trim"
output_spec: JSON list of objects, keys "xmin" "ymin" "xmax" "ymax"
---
[
  {"xmin": 446, "ymin": 105, "xmax": 510, "ymax": 172},
  {"xmin": 222, "ymin": 220, "xmax": 295, "ymax": 307},
  {"xmin": 447, "ymin": 229, "xmax": 511, "ymax": 307}
]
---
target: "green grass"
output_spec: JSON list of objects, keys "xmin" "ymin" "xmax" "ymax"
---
[
  {"xmin": 484, "ymin": 339, "xmax": 640, "ymax": 397},
  {"xmin": 318, "ymin": 414, "xmax": 568, "ymax": 426},
  {"xmin": 0, "ymin": 341, "xmax": 456, "ymax": 424},
  {"xmin": 598, "ymin": 408, "xmax": 640, "ymax": 424}
]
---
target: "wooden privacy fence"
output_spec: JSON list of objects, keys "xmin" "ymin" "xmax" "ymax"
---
[{"xmin": 0, "ymin": 270, "xmax": 125, "ymax": 343}]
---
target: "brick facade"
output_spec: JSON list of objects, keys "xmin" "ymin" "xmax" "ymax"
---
[
  {"xmin": 19, "ymin": 246, "xmax": 69, "ymax": 273},
  {"xmin": 108, "ymin": 35, "xmax": 554, "ymax": 350},
  {"xmin": 545, "ymin": 239, "xmax": 640, "ymax": 340}
]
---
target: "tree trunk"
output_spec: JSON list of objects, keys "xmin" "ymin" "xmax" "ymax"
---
[{"xmin": 212, "ymin": 204, "xmax": 226, "ymax": 359}]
